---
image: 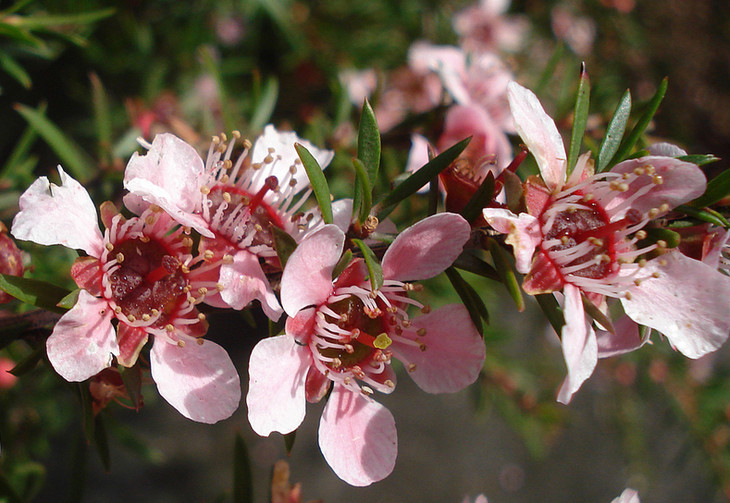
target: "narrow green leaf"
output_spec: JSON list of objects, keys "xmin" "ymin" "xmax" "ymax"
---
[
  {"xmin": 445, "ymin": 267, "xmax": 488, "ymax": 335},
  {"xmin": 0, "ymin": 469, "xmax": 22, "ymax": 503},
  {"xmin": 90, "ymin": 73, "xmax": 112, "ymax": 163},
  {"xmin": 536, "ymin": 43, "xmax": 565, "ymax": 95},
  {"xmin": 1, "ymin": 101, "xmax": 45, "ymax": 182},
  {"xmin": 535, "ymin": 294, "xmax": 565, "ymax": 336},
  {"xmin": 233, "ymin": 434, "xmax": 254, "ymax": 503},
  {"xmin": 284, "ymin": 430, "xmax": 296, "ymax": 455},
  {"xmin": 676, "ymin": 205, "xmax": 730, "ymax": 228},
  {"xmin": 332, "ymin": 249, "xmax": 353, "ymax": 279},
  {"xmin": 582, "ymin": 295, "xmax": 614, "ymax": 334},
  {"xmin": 198, "ymin": 46, "xmax": 235, "ymax": 133},
  {"xmin": 295, "ymin": 143, "xmax": 332, "ymax": 224},
  {"xmin": 93, "ymin": 414, "xmax": 111, "ymax": 472},
  {"xmin": 643, "ymin": 228, "xmax": 681, "ymax": 248},
  {"xmin": 487, "ymin": 238, "xmax": 525, "ymax": 312},
  {"xmin": 677, "ymin": 154, "xmax": 720, "ymax": 167},
  {"xmin": 0, "ymin": 274, "xmax": 70, "ymax": 313},
  {"xmin": 452, "ymin": 251, "xmax": 500, "ymax": 282},
  {"xmin": 357, "ymin": 99, "xmax": 380, "ymax": 186},
  {"xmin": 376, "ymin": 137, "xmax": 471, "ymax": 219},
  {"xmin": 352, "ymin": 238, "xmax": 383, "ymax": 292},
  {"xmin": 268, "ymin": 316, "xmax": 286, "ymax": 337},
  {"xmin": 8, "ymin": 346, "xmax": 43, "ymax": 376},
  {"xmin": 57, "ymin": 288, "xmax": 81, "ymax": 310},
  {"xmin": 567, "ymin": 64, "xmax": 590, "ymax": 175},
  {"xmin": 461, "ymin": 172, "xmax": 495, "ymax": 224},
  {"xmin": 119, "ymin": 363, "xmax": 143, "ymax": 411},
  {"xmin": 14, "ymin": 103, "xmax": 95, "ymax": 182},
  {"xmin": 690, "ymin": 168, "xmax": 730, "ymax": 208},
  {"xmin": 613, "ymin": 78, "xmax": 668, "ymax": 165},
  {"xmin": 352, "ymin": 158, "xmax": 372, "ymax": 224},
  {"xmin": 9, "ymin": 8, "xmax": 116, "ymax": 29},
  {"xmin": 0, "ymin": 53, "xmax": 31, "ymax": 88},
  {"xmin": 1, "ymin": 0, "xmax": 35, "ymax": 16},
  {"xmin": 78, "ymin": 383, "xmax": 95, "ymax": 443},
  {"xmin": 0, "ymin": 22, "xmax": 44, "ymax": 48},
  {"xmin": 249, "ymin": 76, "xmax": 279, "ymax": 131},
  {"xmin": 596, "ymin": 89, "xmax": 631, "ymax": 172},
  {"xmin": 15, "ymin": 461, "xmax": 45, "ymax": 502},
  {"xmin": 427, "ymin": 175, "xmax": 439, "ymax": 216},
  {"xmin": 271, "ymin": 226, "xmax": 298, "ymax": 269}
]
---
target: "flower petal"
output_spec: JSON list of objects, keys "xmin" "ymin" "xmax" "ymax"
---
[
  {"xmin": 246, "ymin": 334, "xmax": 310, "ymax": 435},
  {"xmin": 280, "ymin": 224, "xmax": 344, "ymax": 315},
  {"xmin": 483, "ymin": 208, "xmax": 541, "ymax": 274},
  {"xmin": 596, "ymin": 314, "xmax": 649, "ymax": 358},
  {"xmin": 557, "ymin": 284, "xmax": 597, "ymax": 404},
  {"xmin": 219, "ymin": 250, "xmax": 283, "ymax": 320},
  {"xmin": 46, "ymin": 290, "xmax": 117, "ymax": 382},
  {"xmin": 621, "ymin": 251, "xmax": 730, "ymax": 358},
  {"xmin": 382, "ymin": 213, "xmax": 470, "ymax": 281},
  {"xmin": 151, "ymin": 338, "xmax": 240, "ymax": 424},
  {"xmin": 12, "ymin": 167, "xmax": 103, "ymax": 256},
  {"xmin": 391, "ymin": 304, "xmax": 485, "ymax": 393},
  {"xmin": 318, "ymin": 385, "xmax": 397, "ymax": 486},
  {"xmin": 507, "ymin": 82, "xmax": 566, "ymax": 191}
]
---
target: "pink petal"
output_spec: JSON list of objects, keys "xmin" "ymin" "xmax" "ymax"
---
[
  {"xmin": 405, "ymin": 133, "xmax": 431, "ymax": 176},
  {"xmin": 46, "ymin": 290, "xmax": 117, "ymax": 381},
  {"xmin": 596, "ymin": 314, "xmax": 649, "ymax": 358},
  {"xmin": 607, "ymin": 156, "xmax": 706, "ymax": 217},
  {"xmin": 251, "ymin": 125, "xmax": 334, "ymax": 197},
  {"xmin": 482, "ymin": 208, "xmax": 541, "ymax": 274},
  {"xmin": 391, "ymin": 304, "xmax": 485, "ymax": 393},
  {"xmin": 286, "ymin": 307, "xmax": 316, "ymax": 344},
  {"xmin": 12, "ymin": 167, "xmax": 103, "ymax": 256},
  {"xmin": 246, "ymin": 334, "xmax": 311, "ymax": 435},
  {"xmin": 611, "ymin": 489, "xmax": 641, "ymax": 503},
  {"xmin": 318, "ymin": 385, "xmax": 397, "ymax": 486},
  {"xmin": 557, "ymin": 284, "xmax": 597, "ymax": 404},
  {"xmin": 507, "ymin": 82, "xmax": 566, "ymax": 191},
  {"xmin": 280, "ymin": 225, "xmax": 344, "ymax": 315},
  {"xmin": 219, "ymin": 250, "xmax": 283, "ymax": 320},
  {"xmin": 124, "ymin": 134, "xmax": 213, "ymax": 237},
  {"xmin": 70, "ymin": 256, "xmax": 102, "ymax": 296},
  {"xmin": 305, "ymin": 366, "xmax": 331, "ymax": 403},
  {"xmin": 621, "ymin": 251, "xmax": 730, "ymax": 358},
  {"xmin": 382, "ymin": 213, "xmax": 470, "ymax": 281},
  {"xmin": 151, "ymin": 338, "xmax": 240, "ymax": 424},
  {"xmin": 331, "ymin": 198, "xmax": 354, "ymax": 233}
]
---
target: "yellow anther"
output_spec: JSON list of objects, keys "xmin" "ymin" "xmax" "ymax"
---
[
  {"xmin": 127, "ymin": 314, "xmax": 136, "ymax": 322},
  {"xmin": 656, "ymin": 240, "xmax": 667, "ymax": 249},
  {"xmin": 242, "ymin": 139, "xmax": 252, "ymax": 149},
  {"xmin": 222, "ymin": 254, "xmax": 233, "ymax": 264},
  {"xmin": 652, "ymin": 175, "xmax": 664, "ymax": 185},
  {"xmin": 373, "ymin": 333, "xmax": 392, "ymax": 350},
  {"xmin": 142, "ymin": 314, "xmax": 151, "ymax": 322},
  {"xmin": 222, "ymin": 192, "xmax": 232, "ymax": 203},
  {"xmin": 384, "ymin": 379, "xmax": 395, "ymax": 388},
  {"xmin": 116, "ymin": 252, "xmax": 125, "ymax": 263},
  {"xmin": 635, "ymin": 230, "xmax": 647, "ymax": 240},
  {"xmin": 151, "ymin": 309, "xmax": 160, "ymax": 316},
  {"xmin": 196, "ymin": 338, "xmax": 204, "ymax": 345},
  {"xmin": 408, "ymin": 363, "xmax": 417, "ymax": 372},
  {"xmin": 417, "ymin": 328, "xmax": 427, "ymax": 337},
  {"xmin": 200, "ymin": 186, "xmax": 210, "ymax": 195},
  {"xmin": 166, "ymin": 324, "xmax": 175, "ymax": 332},
  {"xmin": 204, "ymin": 250, "xmax": 215, "ymax": 261},
  {"xmin": 198, "ymin": 313, "xmax": 207, "ymax": 321},
  {"xmin": 652, "ymin": 272, "xmax": 661, "ymax": 278},
  {"xmin": 114, "ymin": 306, "xmax": 122, "ymax": 314},
  {"xmin": 106, "ymin": 242, "xmax": 114, "ymax": 251},
  {"xmin": 232, "ymin": 130, "xmax": 241, "ymax": 138},
  {"xmin": 264, "ymin": 155, "xmax": 274, "ymax": 163}
]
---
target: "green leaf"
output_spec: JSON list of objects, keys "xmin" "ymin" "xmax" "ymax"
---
[
  {"xmin": 596, "ymin": 89, "xmax": 631, "ymax": 173},
  {"xmin": 284, "ymin": 430, "xmax": 296, "ymax": 455},
  {"xmin": 567, "ymin": 64, "xmax": 590, "ymax": 175},
  {"xmin": 0, "ymin": 53, "xmax": 31, "ymax": 89},
  {"xmin": 452, "ymin": 251, "xmax": 500, "ymax": 282},
  {"xmin": 677, "ymin": 154, "xmax": 720, "ymax": 167},
  {"xmin": 690, "ymin": 168, "xmax": 730, "ymax": 208},
  {"xmin": 268, "ymin": 316, "xmax": 286, "ymax": 337},
  {"xmin": 536, "ymin": 294, "xmax": 565, "ymax": 336},
  {"xmin": 249, "ymin": 76, "xmax": 279, "ymax": 131},
  {"xmin": 1, "ymin": 101, "xmax": 45, "ymax": 183},
  {"xmin": 582, "ymin": 295, "xmax": 614, "ymax": 334},
  {"xmin": 0, "ymin": 274, "xmax": 70, "ymax": 313},
  {"xmin": 676, "ymin": 205, "xmax": 730, "ymax": 228},
  {"xmin": 14, "ymin": 103, "xmax": 95, "ymax": 182},
  {"xmin": 8, "ymin": 346, "xmax": 43, "ymax": 376},
  {"xmin": 233, "ymin": 434, "xmax": 254, "ymax": 503},
  {"xmin": 643, "ymin": 228, "xmax": 681, "ymax": 248},
  {"xmin": 536, "ymin": 43, "xmax": 565, "ymax": 95},
  {"xmin": 78, "ymin": 383, "xmax": 95, "ymax": 444},
  {"xmin": 0, "ymin": 468, "xmax": 22, "ymax": 503},
  {"xmin": 352, "ymin": 238, "xmax": 383, "ymax": 292},
  {"xmin": 57, "ymin": 288, "xmax": 81, "ymax": 310},
  {"xmin": 90, "ymin": 73, "xmax": 112, "ymax": 163},
  {"xmin": 352, "ymin": 157, "xmax": 372, "ymax": 224},
  {"xmin": 487, "ymin": 239, "xmax": 525, "ymax": 312},
  {"xmin": 120, "ymin": 363, "xmax": 143, "ymax": 411},
  {"xmin": 332, "ymin": 249, "xmax": 353, "ymax": 279},
  {"xmin": 461, "ymin": 172, "xmax": 495, "ymax": 224},
  {"xmin": 295, "ymin": 143, "xmax": 332, "ymax": 224},
  {"xmin": 198, "ymin": 46, "xmax": 236, "ymax": 133},
  {"xmin": 613, "ymin": 78, "xmax": 668, "ymax": 165},
  {"xmin": 14, "ymin": 461, "xmax": 45, "ymax": 502},
  {"xmin": 445, "ymin": 267, "xmax": 488, "ymax": 335},
  {"xmin": 93, "ymin": 414, "xmax": 111, "ymax": 472},
  {"xmin": 376, "ymin": 137, "xmax": 471, "ymax": 219},
  {"xmin": 271, "ymin": 226, "xmax": 298, "ymax": 269},
  {"xmin": 9, "ymin": 8, "xmax": 116, "ymax": 29},
  {"xmin": 357, "ymin": 99, "xmax": 381, "ymax": 187}
]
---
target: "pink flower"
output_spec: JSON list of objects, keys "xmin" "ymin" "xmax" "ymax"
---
[
  {"xmin": 611, "ymin": 489, "xmax": 640, "ymax": 503},
  {"xmin": 483, "ymin": 82, "xmax": 730, "ymax": 403},
  {"xmin": 123, "ymin": 126, "xmax": 334, "ymax": 320},
  {"xmin": 246, "ymin": 213, "xmax": 485, "ymax": 485},
  {"xmin": 11, "ymin": 167, "xmax": 240, "ymax": 423},
  {"xmin": 453, "ymin": 0, "xmax": 529, "ymax": 53}
]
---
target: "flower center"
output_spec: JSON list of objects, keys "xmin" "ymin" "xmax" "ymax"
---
[{"xmin": 108, "ymin": 238, "xmax": 187, "ymax": 324}]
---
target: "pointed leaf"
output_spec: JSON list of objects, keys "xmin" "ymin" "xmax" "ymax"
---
[
  {"xmin": 57, "ymin": 288, "xmax": 81, "ymax": 310},
  {"xmin": 295, "ymin": 143, "xmax": 333, "ymax": 224},
  {"xmin": 14, "ymin": 103, "xmax": 95, "ymax": 182},
  {"xmin": 376, "ymin": 137, "xmax": 471, "ymax": 219},
  {"xmin": 90, "ymin": 73, "xmax": 112, "ymax": 163},
  {"xmin": 536, "ymin": 293, "xmax": 565, "ymax": 336},
  {"xmin": 0, "ymin": 274, "xmax": 71, "ymax": 313},
  {"xmin": 461, "ymin": 172, "xmax": 495, "ymax": 224},
  {"xmin": 487, "ymin": 238, "xmax": 525, "ymax": 312},
  {"xmin": 268, "ymin": 316, "xmax": 286, "ymax": 337},
  {"xmin": 453, "ymin": 251, "xmax": 499, "ymax": 282},
  {"xmin": 120, "ymin": 363, "xmax": 143, "ymax": 411},
  {"xmin": 8, "ymin": 346, "xmax": 43, "ymax": 376},
  {"xmin": 690, "ymin": 167, "xmax": 730, "ymax": 208},
  {"xmin": 10, "ymin": 8, "xmax": 116, "ymax": 28},
  {"xmin": 352, "ymin": 238, "xmax": 383, "ymax": 292},
  {"xmin": 596, "ymin": 89, "xmax": 631, "ymax": 172},
  {"xmin": 676, "ymin": 205, "xmax": 730, "ymax": 228},
  {"xmin": 643, "ymin": 228, "xmax": 681, "ymax": 248},
  {"xmin": 93, "ymin": 414, "xmax": 111, "ymax": 472},
  {"xmin": 0, "ymin": 53, "xmax": 31, "ymax": 89},
  {"xmin": 15, "ymin": 461, "xmax": 45, "ymax": 501},
  {"xmin": 284, "ymin": 430, "xmax": 296, "ymax": 455},
  {"xmin": 233, "ymin": 433, "xmax": 254, "ymax": 503},
  {"xmin": 444, "ymin": 267, "xmax": 488, "ymax": 336},
  {"xmin": 613, "ymin": 78, "xmax": 668, "ymax": 165},
  {"xmin": 250, "ymin": 76, "xmax": 279, "ymax": 131},
  {"xmin": 357, "ymin": 99, "xmax": 381, "ymax": 186},
  {"xmin": 271, "ymin": 225, "xmax": 298, "ymax": 269},
  {"xmin": 351, "ymin": 157, "xmax": 372, "ymax": 224},
  {"xmin": 567, "ymin": 64, "xmax": 590, "ymax": 175},
  {"xmin": 677, "ymin": 154, "xmax": 719, "ymax": 167},
  {"xmin": 582, "ymin": 295, "xmax": 614, "ymax": 334},
  {"xmin": 332, "ymin": 249, "xmax": 353, "ymax": 279}
]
